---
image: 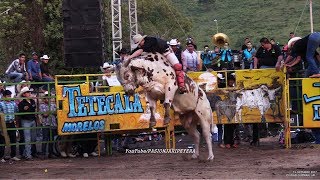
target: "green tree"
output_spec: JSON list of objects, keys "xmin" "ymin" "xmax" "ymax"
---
[{"xmin": 0, "ymin": 0, "xmax": 45, "ymax": 73}]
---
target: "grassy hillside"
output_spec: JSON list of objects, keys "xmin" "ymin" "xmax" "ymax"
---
[{"xmin": 172, "ymin": 0, "xmax": 320, "ymax": 49}]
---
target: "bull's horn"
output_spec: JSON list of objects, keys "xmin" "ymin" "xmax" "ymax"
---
[{"xmin": 123, "ymin": 58, "xmax": 132, "ymax": 67}]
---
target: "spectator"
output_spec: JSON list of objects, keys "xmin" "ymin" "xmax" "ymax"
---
[
  {"xmin": 253, "ymin": 37, "xmax": 283, "ymax": 69},
  {"xmin": 0, "ymin": 80, "xmax": 5, "ymax": 99},
  {"xmin": 27, "ymin": 52, "xmax": 42, "ymax": 82},
  {"xmin": 242, "ymin": 41, "xmax": 256, "ymax": 69},
  {"xmin": 241, "ymin": 37, "xmax": 250, "ymax": 51},
  {"xmin": 59, "ymin": 136, "xmax": 76, "ymax": 158},
  {"xmin": 169, "ymin": 39, "xmax": 183, "ymax": 66},
  {"xmin": 39, "ymin": 93, "xmax": 57, "ymax": 158},
  {"xmin": 40, "ymin": 55, "xmax": 54, "ymax": 82},
  {"xmin": 219, "ymin": 42, "xmax": 233, "ymax": 70},
  {"xmin": 285, "ymin": 33, "xmax": 320, "ymax": 78},
  {"xmin": 289, "ymin": 32, "xmax": 295, "ymax": 39},
  {"xmin": 97, "ymin": 62, "xmax": 114, "ymax": 92},
  {"xmin": 0, "ymin": 128, "xmax": 5, "ymax": 162},
  {"xmin": 39, "ymin": 55, "xmax": 55, "ymax": 91},
  {"xmin": 16, "ymin": 80, "xmax": 31, "ymax": 94},
  {"xmin": 201, "ymin": 45, "xmax": 213, "ymax": 71},
  {"xmin": 18, "ymin": 86, "xmax": 37, "ymax": 160},
  {"xmin": 182, "ymin": 41, "xmax": 199, "ymax": 72},
  {"xmin": 76, "ymin": 133, "xmax": 98, "ymax": 158},
  {"xmin": 211, "ymin": 46, "xmax": 221, "ymax": 71},
  {"xmin": 0, "ymin": 90, "xmax": 20, "ymax": 161},
  {"xmin": 224, "ymin": 73, "xmax": 237, "ymax": 149},
  {"xmin": 5, "ymin": 53, "xmax": 28, "ymax": 82},
  {"xmin": 15, "ymin": 81, "xmax": 37, "ymax": 159}
]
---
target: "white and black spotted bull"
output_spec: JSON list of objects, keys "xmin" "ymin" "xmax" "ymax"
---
[{"xmin": 119, "ymin": 52, "xmax": 214, "ymax": 160}]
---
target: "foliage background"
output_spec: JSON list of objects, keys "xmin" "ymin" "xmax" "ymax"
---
[{"xmin": 0, "ymin": 0, "xmax": 319, "ymax": 74}]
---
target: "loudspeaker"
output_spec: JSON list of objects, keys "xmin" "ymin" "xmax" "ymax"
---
[{"xmin": 63, "ymin": 0, "xmax": 105, "ymax": 67}]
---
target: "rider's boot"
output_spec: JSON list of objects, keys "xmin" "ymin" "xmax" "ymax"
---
[{"xmin": 173, "ymin": 64, "xmax": 187, "ymax": 94}]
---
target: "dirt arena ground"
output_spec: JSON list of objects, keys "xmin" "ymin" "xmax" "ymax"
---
[{"xmin": 0, "ymin": 136, "xmax": 319, "ymax": 179}]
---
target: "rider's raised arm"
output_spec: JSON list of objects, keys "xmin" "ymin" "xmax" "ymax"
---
[{"xmin": 128, "ymin": 49, "xmax": 143, "ymax": 60}]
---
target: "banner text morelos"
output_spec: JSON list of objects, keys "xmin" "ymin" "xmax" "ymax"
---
[{"xmin": 61, "ymin": 86, "xmax": 144, "ymax": 133}]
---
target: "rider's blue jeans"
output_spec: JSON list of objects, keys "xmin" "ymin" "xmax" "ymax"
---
[{"xmin": 306, "ymin": 32, "xmax": 320, "ymax": 77}]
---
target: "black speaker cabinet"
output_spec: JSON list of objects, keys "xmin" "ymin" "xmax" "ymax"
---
[{"xmin": 63, "ymin": 0, "xmax": 105, "ymax": 67}]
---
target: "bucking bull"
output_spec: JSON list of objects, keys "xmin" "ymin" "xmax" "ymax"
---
[{"xmin": 118, "ymin": 52, "xmax": 214, "ymax": 160}]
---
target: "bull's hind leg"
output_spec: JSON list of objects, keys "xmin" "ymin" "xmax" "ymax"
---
[
  {"xmin": 195, "ymin": 102, "xmax": 214, "ymax": 161},
  {"xmin": 181, "ymin": 114, "xmax": 200, "ymax": 159},
  {"xmin": 163, "ymin": 83, "xmax": 178, "ymax": 126}
]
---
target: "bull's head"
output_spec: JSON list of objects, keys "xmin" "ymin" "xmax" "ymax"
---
[{"xmin": 118, "ymin": 60, "xmax": 138, "ymax": 96}]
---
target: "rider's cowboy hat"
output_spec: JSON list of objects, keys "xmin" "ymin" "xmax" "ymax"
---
[
  {"xmin": 17, "ymin": 86, "xmax": 33, "ymax": 97},
  {"xmin": 40, "ymin": 55, "xmax": 50, "ymax": 60},
  {"xmin": 16, "ymin": 80, "xmax": 31, "ymax": 93},
  {"xmin": 133, "ymin": 34, "xmax": 147, "ymax": 45},
  {"xmin": 287, "ymin": 37, "xmax": 302, "ymax": 49}
]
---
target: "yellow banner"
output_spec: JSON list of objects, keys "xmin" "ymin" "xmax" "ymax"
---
[
  {"xmin": 190, "ymin": 69, "xmax": 286, "ymax": 124},
  {"xmin": 56, "ymin": 82, "xmax": 180, "ymax": 135},
  {"xmin": 302, "ymin": 79, "xmax": 320, "ymax": 127},
  {"xmin": 56, "ymin": 69, "xmax": 286, "ymax": 135}
]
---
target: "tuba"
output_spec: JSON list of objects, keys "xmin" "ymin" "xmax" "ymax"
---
[{"xmin": 212, "ymin": 33, "xmax": 230, "ymax": 47}]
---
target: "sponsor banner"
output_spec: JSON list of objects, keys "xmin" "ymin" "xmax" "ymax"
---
[
  {"xmin": 56, "ymin": 84, "xmax": 179, "ymax": 135},
  {"xmin": 191, "ymin": 69, "xmax": 286, "ymax": 124},
  {"xmin": 302, "ymin": 79, "xmax": 320, "ymax": 127}
]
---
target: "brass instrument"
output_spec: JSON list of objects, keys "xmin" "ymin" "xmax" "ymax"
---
[{"xmin": 212, "ymin": 33, "xmax": 230, "ymax": 47}]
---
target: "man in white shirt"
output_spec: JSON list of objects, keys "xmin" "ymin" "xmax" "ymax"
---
[
  {"xmin": 5, "ymin": 53, "xmax": 28, "ymax": 82},
  {"xmin": 182, "ymin": 41, "xmax": 199, "ymax": 72}
]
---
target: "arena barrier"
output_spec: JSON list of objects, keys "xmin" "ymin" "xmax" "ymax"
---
[
  {"xmin": 55, "ymin": 74, "xmax": 178, "ymax": 153},
  {"xmin": 286, "ymin": 78, "xmax": 320, "ymax": 147},
  {"xmin": 55, "ymin": 69, "xmax": 288, "ymax": 149},
  {"xmin": 1, "ymin": 70, "xmax": 317, "ymax": 153}
]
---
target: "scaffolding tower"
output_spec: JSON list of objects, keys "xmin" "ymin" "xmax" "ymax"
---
[
  {"xmin": 111, "ymin": 0, "xmax": 138, "ymax": 61},
  {"xmin": 128, "ymin": 0, "xmax": 138, "ymax": 50}
]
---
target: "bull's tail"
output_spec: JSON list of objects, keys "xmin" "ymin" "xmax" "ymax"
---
[{"xmin": 210, "ymin": 110, "xmax": 215, "ymax": 134}]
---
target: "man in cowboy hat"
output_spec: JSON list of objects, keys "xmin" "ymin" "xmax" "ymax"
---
[
  {"xmin": 39, "ymin": 54, "xmax": 55, "ymax": 92},
  {"xmin": 283, "ymin": 32, "xmax": 320, "ymax": 78},
  {"xmin": 40, "ymin": 55, "xmax": 54, "ymax": 82},
  {"xmin": 16, "ymin": 80, "xmax": 31, "ymax": 94},
  {"xmin": 126, "ymin": 34, "xmax": 186, "ymax": 93},
  {"xmin": 18, "ymin": 86, "xmax": 37, "ymax": 160}
]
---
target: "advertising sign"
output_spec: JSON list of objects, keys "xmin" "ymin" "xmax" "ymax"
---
[{"xmin": 302, "ymin": 79, "xmax": 320, "ymax": 127}]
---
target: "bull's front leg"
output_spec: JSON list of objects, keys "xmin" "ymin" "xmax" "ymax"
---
[
  {"xmin": 146, "ymin": 95, "xmax": 157, "ymax": 128},
  {"xmin": 163, "ymin": 84, "xmax": 177, "ymax": 126}
]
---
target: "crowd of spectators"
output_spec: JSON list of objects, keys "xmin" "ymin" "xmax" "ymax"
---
[
  {"xmin": 1, "ymin": 31, "xmax": 319, "ymax": 162},
  {"xmin": 0, "ymin": 52, "xmax": 98, "ymax": 163}
]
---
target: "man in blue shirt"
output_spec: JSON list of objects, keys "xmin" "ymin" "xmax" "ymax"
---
[
  {"xmin": 201, "ymin": 45, "xmax": 213, "ymax": 71},
  {"xmin": 27, "ymin": 52, "xmax": 42, "ymax": 82}
]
